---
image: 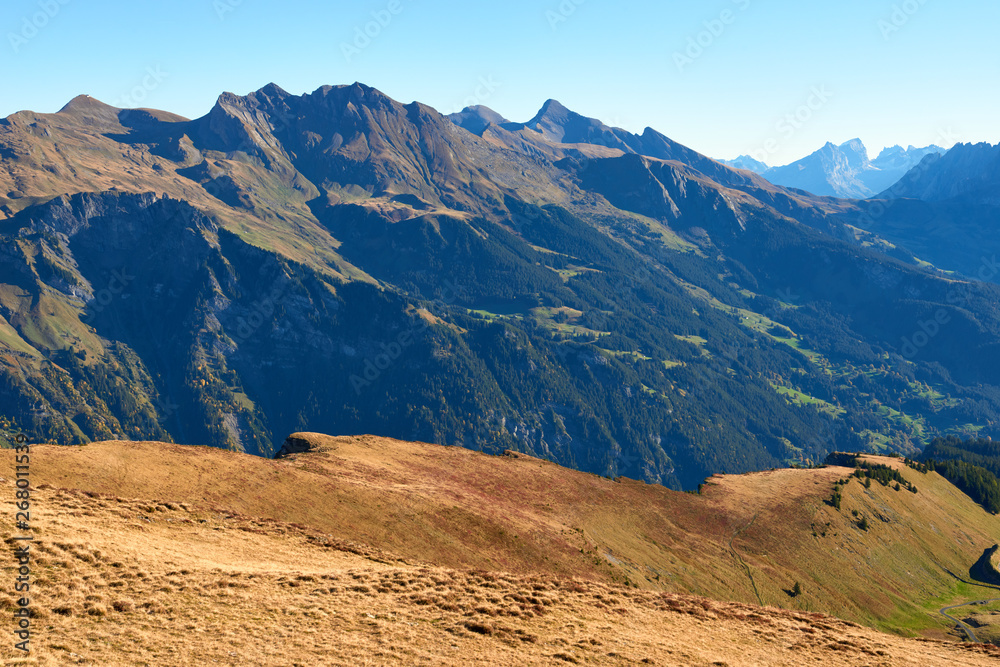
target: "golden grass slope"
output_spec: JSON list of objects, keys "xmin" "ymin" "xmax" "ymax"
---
[
  {"xmin": 2, "ymin": 471, "xmax": 999, "ymax": 665},
  {"xmin": 5, "ymin": 435, "xmax": 1000, "ymax": 634}
]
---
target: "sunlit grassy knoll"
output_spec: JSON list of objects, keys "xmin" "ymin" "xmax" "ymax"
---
[
  {"xmin": 7, "ymin": 436, "xmax": 1000, "ymax": 648},
  {"xmin": 0, "ymin": 444, "xmax": 1000, "ymax": 667},
  {"xmin": 552, "ymin": 264, "xmax": 601, "ymax": 283},
  {"xmin": 600, "ymin": 349, "xmax": 652, "ymax": 362},
  {"xmin": 768, "ymin": 334, "xmax": 830, "ymax": 368},
  {"xmin": 4, "ymin": 481, "xmax": 996, "ymax": 666},
  {"xmin": 770, "ymin": 383, "xmax": 846, "ymax": 418}
]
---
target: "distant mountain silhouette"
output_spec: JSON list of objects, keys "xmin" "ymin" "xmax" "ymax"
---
[
  {"xmin": 447, "ymin": 105, "xmax": 510, "ymax": 135},
  {"xmin": 720, "ymin": 155, "xmax": 769, "ymax": 174},
  {"xmin": 760, "ymin": 140, "xmax": 943, "ymax": 199},
  {"xmin": 878, "ymin": 142, "xmax": 1000, "ymax": 202},
  {"xmin": 829, "ymin": 141, "xmax": 1000, "ymax": 282}
]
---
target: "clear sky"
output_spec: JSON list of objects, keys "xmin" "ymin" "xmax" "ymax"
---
[{"xmin": 1, "ymin": 0, "xmax": 996, "ymax": 166}]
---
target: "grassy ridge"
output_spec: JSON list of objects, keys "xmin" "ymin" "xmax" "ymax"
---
[
  {"xmin": 9, "ymin": 434, "xmax": 1000, "ymax": 640},
  {"xmin": 4, "ymin": 481, "xmax": 998, "ymax": 664}
]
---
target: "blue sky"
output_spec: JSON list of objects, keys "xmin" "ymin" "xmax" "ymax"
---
[{"xmin": 1, "ymin": 0, "xmax": 996, "ymax": 165}]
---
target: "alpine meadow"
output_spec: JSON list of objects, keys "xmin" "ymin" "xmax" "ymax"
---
[{"xmin": 4, "ymin": 1, "xmax": 1000, "ymax": 664}]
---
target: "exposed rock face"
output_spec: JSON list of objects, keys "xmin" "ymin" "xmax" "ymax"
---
[
  {"xmin": 830, "ymin": 141, "xmax": 1000, "ymax": 282},
  {"xmin": 879, "ymin": 142, "xmax": 1000, "ymax": 203},
  {"xmin": 762, "ymin": 140, "xmax": 943, "ymax": 199},
  {"xmin": 7, "ymin": 84, "xmax": 1000, "ymax": 490},
  {"xmin": 275, "ymin": 433, "xmax": 322, "ymax": 458},
  {"xmin": 970, "ymin": 544, "xmax": 1000, "ymax": 586}
]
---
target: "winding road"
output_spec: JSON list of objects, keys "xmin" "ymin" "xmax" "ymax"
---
[{"xmin": 939, "ymin": 598, "xmax": 1000, "ymax": 643}]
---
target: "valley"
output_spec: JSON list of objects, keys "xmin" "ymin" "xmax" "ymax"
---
[
  {"xmin": 5, "ymin": 2, "xmax": 999, "ymax": 664},
  {"xmin": 3, "ymin": 86, "xmax": 1000, "ymax": 491}
]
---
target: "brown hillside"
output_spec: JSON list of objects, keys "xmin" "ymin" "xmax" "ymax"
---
[
  {"xmin": 7, "ymin": 434, "xmax": 1000, "ymax": 641},
  {"xmin": 2, "ymin": 471, "xmax": 1000, "ymax": 665}
]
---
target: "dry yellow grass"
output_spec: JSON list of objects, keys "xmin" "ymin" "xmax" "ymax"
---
[
  {"xmin": 2, "ymin": 435, "xmax": 1000, "ymax": 664},
  {"xmin": 1, "ymin": 483, "xmax": 998, "ymax": 666}
]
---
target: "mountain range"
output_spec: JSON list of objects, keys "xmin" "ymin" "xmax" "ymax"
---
[
  {"xmin": 719, "ymin": 154, "xmax": 769, "ymax": 174},
  {"xmin": 831, "ymin": 141, "xmax": 1000, "ymax": 282},
  {"xmin": 722, "ymin": 140, "xmax": 943, "ymax": 198},
  {"xmin": 3, "ymin": 83, "xmax": 1000, "ymax": 490}
]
